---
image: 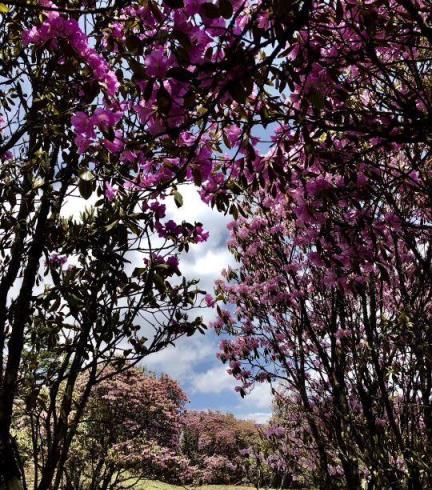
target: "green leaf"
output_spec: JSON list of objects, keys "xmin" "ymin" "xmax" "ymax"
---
[
  {"xmin": 229, "ymin": 83, "xmax": 247, "ymax": 104},
  {"xmin": 229, "ymin": 204, "xmax": 239, "ymax": 219},
  {"xmin": 163, "ymin": 0, "xmax": 184, "ymax": 7},
  {"xmin": 166, "ymin": 66, "xmax": 193, "ymax": 82},
  {"xmin": 80, "ymin": 170, "xmax": 95, "ymax": 182},
  {"xmin": 149, "ymin": 0, "xmax": 164, "ymax": 21},
  {"xmin": 0, "ymin": 4, "xmax": 9, "ymax": 14},
  {"xmin": 309, "ymin": 89, "xmax": 325, "ymax": 111},
  {"xmin": 153, "ymin": 273, "xmax": 166, "ymax": 292},
  {"xmin": 79, "ymin": 179, "xmax": 93, "ymax": 200},
  {"xmin": 201, "ymin": 2, "xmax": 220, "ymax": 18},
  {"xmin": 129, "ymin": 59, "xmax": 147, "ymax": 79},
  {"xmin": 157, "ymin": 86, "xmax": 172, "ymax": 114},
  {"xmin": 32, "ymin": 177, "xmax": 45, "ymax": 190},
  {"xmin": 174, "ymin": 191, "xmax": 183, "ymax": 208},
  {"xmin": 67, "ymin": 293, "xmax": 83, "ymax": 309},
  {"xmin": 133, "ymin": 267, "xmax": 147, "ymax": 277},
  {"xmin": 191, "ymin": 166, "xmax": 202, "ymax": 186},
  {"xmin": 79, "ymin": 170, "xmax": 95, "ymax": 200},
  {"xmin": 105, "ymin": 220, "xmax": 119, "ymax": 232},
  {"xmin": 126, "ymin": 35, "xmax": 144, "ymax": 55},
  {"xmin": 155, "ymin": 263, "xmax": 170, "ymax": 271},
  {"xmin": 143, "ymin": 78, "xmax": 154, "ymax": 101},
  {"xmin": 173, "ymin": 30, "xmax": 192, "ymax": 49},
  {"xmin": 219, "ymin": 0, "xmax": 233, "ymax": 18}
]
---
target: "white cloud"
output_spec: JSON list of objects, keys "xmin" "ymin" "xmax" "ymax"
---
[
  {"xmin": 241, "ymin": 382, "xmax": 274, "ymax": 410},
  {"xmin": 166, "ymin": 184, "xmax": 232, "ymax": 252},
  {"xmin": 191, "ymin": 365, "xmax": 237, "ymax": 394},
  {"xmin": 241, "ymin": 412, "xmax": 272, "ymax": 424},
  {"xmin": 182, "ymin": 249, "xmax": 235, "ymax": 280},
  {"xmin": 61, "ymin": 193, "xmax": 98, "ymax": 220},
  {"xmin": 61, "ymin": 183, "xmax": 255, "ymax": 418},
  {"xmin": 142, "ymin": 333, "xmax": 215, "ymax": 380},
  {"xmin": 166, "ymin": 185, "xmax": 225, "ymax": 226}
]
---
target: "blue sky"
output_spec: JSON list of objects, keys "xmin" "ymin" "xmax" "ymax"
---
[{"xmin": 143, "ymin": 186, "xmax": 273, "ymax": 424}]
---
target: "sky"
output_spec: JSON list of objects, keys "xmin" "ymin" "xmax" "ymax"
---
[
  {"xmin": 142, "ymin": 186, "xmax": 273, "ymax": 424},
  {"xmin": 62, "ymin": 184, "xmax": 273, "ymax": 425}
]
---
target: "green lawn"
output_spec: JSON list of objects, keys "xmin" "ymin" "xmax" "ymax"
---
[
  {"xmin": 134, "ymin": 482, "xmax": 257, "ymax": 490},
  {"xmin": 133, "ymin": 481, "xmax": 314, "ymax": 490}
]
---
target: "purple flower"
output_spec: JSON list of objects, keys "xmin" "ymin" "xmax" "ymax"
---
[
  {"xmin": 104, "ymin": 182, "xmax": 118, "ymax": 202},
  {"xmin": 47, "ymin": 253, "xmax": 67, "ymax": 267},
  {"xmin": 205, "ymin": 294, "xmax": 215, "ymax": 308}
]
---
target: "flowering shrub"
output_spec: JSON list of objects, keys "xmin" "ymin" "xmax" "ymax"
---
[
  {"xmin": 216, "ymin": 181, "xmax": 432, "ymax": 486},
  {"xmin": 203, "ymin": 0, "xmax": 432, "ymax": 486},
  {"xmin": 0, "ymin": 0, "xmax": 270, "ymax": 484},
  {"xmin": 63, "ymin": 367, "xmax": 191, "ymax": 489},
  {"xmin": 181, "ymin": 410, "xmax": 259, "ymax": 484}
]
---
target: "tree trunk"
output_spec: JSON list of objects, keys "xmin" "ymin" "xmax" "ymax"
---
[
  {"xmin": 0, "ymin": 479, "xmax": 23, "ymax": 490},
  {"xmin": 0, "ymin": 434, "xmax": 23, "ymax": 490}
]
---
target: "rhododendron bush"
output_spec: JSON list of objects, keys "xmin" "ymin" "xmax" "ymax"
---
[
  {"xmin": 17, "ymin": 367, "xmax": 271, "ymax": 489},
  {"xmin": 180, "ymin": 410, "xmax": 259, "ymax": 484},
  {"xmin": 244, "ymin": 400, "xmax": 320, "ymax": 490},
  {"xmin": 62, "ymin": 368, "xmax": 190, "ymax": 489},
  {"xmin": 210, "ymin": 0, "xmax": 432, "ymax": 488}
]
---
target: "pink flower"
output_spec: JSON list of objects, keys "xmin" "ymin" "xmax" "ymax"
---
[
  {"xmin": 145, "ymin": 48, "xmax": 173, "ymax": 78},
  {"xmin": 71, "ymin": 112, "xmax": 94, "ymax": 135},
  {"xmin": 23, "ymin": 5, "xmax": 119, "ymax": 97},
  {"xmin": 92, "ymin": 108, "xmax": 122, "ymax": 131},
  {"xmin": 205, "ymin": 294, "xmax": 215, "ymax": 308},
  {"xmin": 225, "ymin": 125, "xmax": 242, "ymax": 147},
  {"xmin": 104, "ymin": 182, "xmax": 118, "ymax": 202},
  {"xmin": 149, "ymin": 201, "xmax": 167, "ymax": 219},
  {"xmin": 47, "ymin": 253, "xmax": 67, "ymax": 267},
  {"xmin": 103, "ymin": 131, "xmax": 124, "ymax": 153}
]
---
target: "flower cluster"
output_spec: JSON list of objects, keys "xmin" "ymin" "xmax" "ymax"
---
[{"xmin": 23, "ymin": 1, "xmax": 119, "ymax": 97}]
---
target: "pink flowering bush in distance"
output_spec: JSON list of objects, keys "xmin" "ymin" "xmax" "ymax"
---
[
  {"xmin": 62, "ymin": 367, "xmax": 192, "ymax": 489},
  {"xmin": 180, "ymin": 410, "xmax": 260, "ymax": 484},
  {"xmin": 19, "ymin": 368, "xmax": 273, "ymax": 489}
]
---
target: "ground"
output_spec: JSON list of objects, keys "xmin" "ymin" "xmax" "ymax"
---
[{"xmin": 135, "ymin": 482, "xmax": 257, "ymax": 490}]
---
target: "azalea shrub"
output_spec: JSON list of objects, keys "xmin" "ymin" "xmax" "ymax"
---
[
  {"xmin": 210, "ymin": 0, "xmax": 432, "ymax": 486},
  {"xmin": 180, "ymin": 410, "xmax": 260, "ymax": 484},
  {"xmin": 59, "ymin": 367, "xmax": 190, "ymax": 489},
  {"xmin": 0, "ymin": 0, "xmax": 309, "ymax": 482},
  {"xmin": 216, "ymin": 177, "xmax": 432, "ymax": 487},
  {"xmin": 0, "ymin": 0, "xmax": 272, "ymax": 485}
]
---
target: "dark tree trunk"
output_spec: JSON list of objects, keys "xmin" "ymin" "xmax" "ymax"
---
[{"xmin": 0, "ymin": 433, "xmax": 23, "ymax": 490}]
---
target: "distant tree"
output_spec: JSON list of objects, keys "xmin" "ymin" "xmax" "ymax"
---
[
  {"xmin": 181, "ymin": 410, "xmax": 259, "ymax": 484},
  {"xmin": 57, "ymin": 367, "xmax": 190, "ymax": 489}
]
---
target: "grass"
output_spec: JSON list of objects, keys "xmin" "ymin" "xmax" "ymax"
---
[
  {"xmin": 135, "ymin": 480, "xmax": 255, "ymax": 490},
  {"xmin": 133, "ymin": 481, "xmax": 257, "ymax": 490},
  {"xmin": 133, "ymin": 481, "xmax": 315, "ymax": 490}
]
